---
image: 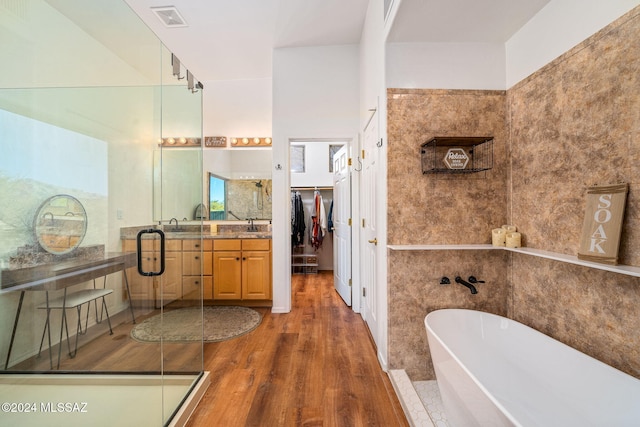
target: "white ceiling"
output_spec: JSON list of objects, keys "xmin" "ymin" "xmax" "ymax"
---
[
  {"xmin": 125, "ymin": 0, "xmax": 550, "ymax": 83},
  {"xmin": 124, "ymin": 0, "xmax": 369, "ymax": 81},
  {"xmin": 388, "ymin": 0, "xmax": 550, "ymax": 43}
]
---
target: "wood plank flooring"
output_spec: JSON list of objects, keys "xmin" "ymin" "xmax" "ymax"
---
[
  {"xmin": 9, "ymin": 272, "xmax": 408, "ymax": 426},
  {"xmin": 186, "ymin": 272, "xmax": 408, "ymax": 426}
]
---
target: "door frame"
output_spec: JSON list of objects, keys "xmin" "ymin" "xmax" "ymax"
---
[{"xmin": 281, "ymin": 137, "xmax": 359, "ymax": 307}]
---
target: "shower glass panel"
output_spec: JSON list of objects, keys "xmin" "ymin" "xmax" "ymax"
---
[{"xmin": 0, "ymin": 1, "xmax": 205, "ymax": 426}]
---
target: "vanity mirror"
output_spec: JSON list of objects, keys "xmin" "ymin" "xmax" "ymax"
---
[
  {"xmin": 155, "ymin": 148, "xmax": 272, "ymax": 221},
  {"xmin": 34, "ymin": 194, "xmax": 87, "ymax": 255}
]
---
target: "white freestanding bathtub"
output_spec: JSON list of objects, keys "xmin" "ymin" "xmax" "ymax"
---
[{"xmin": 425, "ymin": 309, "xmax": 640, "ymax": 427}]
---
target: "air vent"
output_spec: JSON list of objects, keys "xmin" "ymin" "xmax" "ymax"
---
[{"xmin": 151, "ymin": 6, "xmax": 188, "ymax": 28}]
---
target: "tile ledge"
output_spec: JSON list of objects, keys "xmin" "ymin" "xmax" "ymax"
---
[
  {"xmin": 387, "ymin": 245, "xmax": 640, "ymax": 278},
  {"xmin": 388, "ymin": 369, "xmax": 435, "ymax": 427}
]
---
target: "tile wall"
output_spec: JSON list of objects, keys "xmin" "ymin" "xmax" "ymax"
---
[{"xmin": 388, "ymin": 6, "xmax": 640, "ymax": 380}]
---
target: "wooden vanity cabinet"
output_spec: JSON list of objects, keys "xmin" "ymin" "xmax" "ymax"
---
[
  {"xmin": 241, "ymin": 239, "xmax": 271, "ymax": 300},
  {"xmin": 213, "ymin": 239, "xmax": 271, "ymax": 301},
  {"xmin": 182, "ymin": 239, "xmax": 213, "ymax": 300},
  {"xmin": 213, "ymin": 239, "xmax": 242, "ymax": 299},
  {"xmin": 122, "ymin": 239, "xmax": 182, "ymax": 308}
]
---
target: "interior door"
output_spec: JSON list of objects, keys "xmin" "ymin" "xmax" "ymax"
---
[
  {"xmin": 333, "ymin": 144, "xmax": 351, "ymax": 306},
  {"xmin": 361, "ymin": 112, "xmax": 379, "ymax": 344}
]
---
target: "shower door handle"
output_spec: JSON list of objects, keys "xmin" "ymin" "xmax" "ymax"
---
[{"xmin": 136, "ymin": 229, "xmax": 165, "ymax": 277}]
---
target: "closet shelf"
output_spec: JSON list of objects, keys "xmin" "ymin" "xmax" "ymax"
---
[
  {"xmin": 291, "ymin": 253, "xmax": 319, "ymax": 275},
  {"xmin": 387, "ymin": 244, "xmax": 640, "ymax": 278}
]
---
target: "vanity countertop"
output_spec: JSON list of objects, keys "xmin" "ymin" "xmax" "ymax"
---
[
  {"xmin": 120, "ymin": 225, "xmax": 271, "ymax": 240},
  {"xmin": 164, "ymin": 231, "xmax": 272, "ymax": 240}
]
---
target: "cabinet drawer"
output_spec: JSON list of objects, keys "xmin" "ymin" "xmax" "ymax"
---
[
  {"xmin": 123, "ymin": 239, "xmax": 182, "ymax": 252},
  {"xmin": 242, "ymin": 239, "xmax": 270, "ymax": 251},
  {"xmin": 214, "ymin": 239, "xmax": 241, "ymax": 251},
  {"xmin": 182, "ymin": 251, "xmax": 213, "ymax": 276},
  {"xmin": 182, "ymin": 239, "xmax": 212, "ymax": 251},
  {"xmin": 182, "ymin": 276, "xmax": 213, "ymax": 300}
]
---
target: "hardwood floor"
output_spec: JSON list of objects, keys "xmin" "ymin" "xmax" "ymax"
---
[
  {"xmin": 186, "ymin": 272, "xmax": 409, "ymax": 426},
  {"xmin": 8, "ymin": 272, "xmax": 408, "ymax": 426}
]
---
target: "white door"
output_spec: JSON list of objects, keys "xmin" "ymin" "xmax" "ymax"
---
[
  {"xmin": 361, "ymin": 112, "xmax": 379, "ymax": 344},
  {"xmin": 333, "ymin": 144, "xmax": 351, "ymax": 306}
]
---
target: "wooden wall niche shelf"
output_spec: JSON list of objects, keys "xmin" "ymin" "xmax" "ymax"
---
[{"xmin": 421, "ymin": 137, "xmax": 493, "ymax": 174}]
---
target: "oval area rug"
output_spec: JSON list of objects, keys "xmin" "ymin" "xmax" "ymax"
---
[{"xmin": 130, "ymin": 306, "xmax": 262, "ymax": 343}]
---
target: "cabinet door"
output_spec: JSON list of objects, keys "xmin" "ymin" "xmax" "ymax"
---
[
  {"xmin": 128, "ymin": 251, "xmax": 155, "ymax": 303},
  {"xmin": 213, "ymin": 251, "xmax": 242, "ymax": 299},
  {"xmin": 182, "ymin": 251, "xmax": 213, "ymax": 276},
  {"xmin": 242, "ymin": 251, "xmax": 271, "ymax": 300},
  {"xmin": 157, "ymin": 250, "xmax": 182, "ymax": 306}
]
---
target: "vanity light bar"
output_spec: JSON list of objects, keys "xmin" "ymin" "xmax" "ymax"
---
[
  {"xmin": 159, "ymin": 136, "xmax": 272, "ymax": 148},
  {"xmin": 229, "ymin": 137, "xmax": 272, "ymax": 147},
  {"xmin": 159, "ymin": 137, "xmax": 202, "ymax": 147}
]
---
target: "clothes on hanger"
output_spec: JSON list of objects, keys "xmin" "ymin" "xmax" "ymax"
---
[
  {"xmin": 310, "ymin": 190, "xmax": 326, "ymax": 250},
  {"xmin": 327, "ymin": 199, "xmax": 334, "ymax": 232},
  {"xmin": 291, "ymin": 191, "xmax": 305, "ymax": 247}
]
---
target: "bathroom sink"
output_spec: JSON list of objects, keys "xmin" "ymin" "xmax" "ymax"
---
[
  {"xmin": 164, "ymin": 227, "xmax": 186, "ymax": 233},
  {"xmin": 236, "ymin": 232, "xmax": 270, "ymax": 239}
]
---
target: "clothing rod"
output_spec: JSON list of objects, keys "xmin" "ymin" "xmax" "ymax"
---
[{"xmin": 291, "ymin": 186, "xmax": 333, "ymax": 191}]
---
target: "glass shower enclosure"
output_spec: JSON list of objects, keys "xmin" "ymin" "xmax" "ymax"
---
[{"xmin": 0, "ymin": 1, "xmax": 207, "ymax": 425}]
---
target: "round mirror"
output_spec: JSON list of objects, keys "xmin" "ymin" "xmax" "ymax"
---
[{"xmin": 34, "ymin": 195, "xmax": 87, "ymax": 255}]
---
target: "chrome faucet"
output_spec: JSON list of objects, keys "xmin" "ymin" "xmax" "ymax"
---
[
  {"xmin": 247, "ymin": 218, "xmax": 258, "ymax": 232},
  {"xmin": 169, "ymin": 218, "xmax": 179, "ymax": 227},
  {"xmin": 455, "ymin": 276, "xmax": 478, "ymax": 294}
]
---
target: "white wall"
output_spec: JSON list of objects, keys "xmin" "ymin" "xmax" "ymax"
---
[
  {"xmin": 383, "ymin": 0, "xmax": 640, "ymax": 90},
  {"xmin": 506, "ymin": 0, "xmax": 640, "ymax": 88},
  {"xmin": 272, "ymin": 44, "xmax": 360, "ymax": 313},
  {"xmin": 202, "ymin": 78, "xmax": 272, "ymax": 137},
  {"xmin": 386, "ymin": 42, "xmax": 506, "ymax": 90}
]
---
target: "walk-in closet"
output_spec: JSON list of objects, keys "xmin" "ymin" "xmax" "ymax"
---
[{"xmin": 291, "ymin": 187, "xmax": 334, "ymax": 274}]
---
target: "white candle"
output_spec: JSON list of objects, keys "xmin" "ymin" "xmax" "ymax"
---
[
  {"xmin": 492, "ymin": 228, "xmax": 506, "ymax": 246},
  {"xmin": 506, "ymin": 232, "xmax": 522, "ymax": 248},
  {"xmin": 502, "ymin": 224, "xmax": 517, "ymax": 233}
]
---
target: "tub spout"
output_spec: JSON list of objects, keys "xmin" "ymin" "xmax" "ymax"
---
[{"xmin": 455, "ymin": 276, "xmax": 478, "ymax": 294}]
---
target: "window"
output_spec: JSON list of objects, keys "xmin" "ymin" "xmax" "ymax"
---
[
  {"xmin": 208, "ymin": 173, "xmax": 226, "ymax": 220},
  {"xmin": 290, "ymin": 145, "xmax": 305, "ymax": 173}
]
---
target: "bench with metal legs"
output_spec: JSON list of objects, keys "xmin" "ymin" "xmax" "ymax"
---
[{"xmin": 37, "ymin": 285, "xmax": 113, "ymax": 369}]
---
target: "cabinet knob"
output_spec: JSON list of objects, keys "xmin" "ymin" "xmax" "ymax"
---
[
  {"xmin": 242, "ymin": 257, "xmax": 246, "ymax": 261},
  {"xmin": 195, "ymin": 256, "xmax": 199, "ymax": 260},
  {"xmin": 236, "ymin": 257, "xmax": 240, "ymax": 261},
  {"xmin": 195, "ymin": 281, "xmax": 199, "ymax": 285}
]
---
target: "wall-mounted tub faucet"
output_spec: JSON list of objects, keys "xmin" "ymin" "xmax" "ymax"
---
[
  {"xmin": 455, "ymin": 276, "xmax": 478, "ymax": 294},
  {"xmin": 468, "ymin": 276, "xmax": 485, "ymax": 284},
  {"xmin": 440, "ymin": 277, "xmax": 451, "ymax": 285}
]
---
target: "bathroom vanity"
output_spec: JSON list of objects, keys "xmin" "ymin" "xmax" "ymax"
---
[{"xmin": 121, "ymin": 226, "xmax": 272, "ymax": 308}]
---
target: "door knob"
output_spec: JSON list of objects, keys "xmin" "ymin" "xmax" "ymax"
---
[{"xmin": 368, "ymin": 238, "xmax": 377, "ymax": 245}]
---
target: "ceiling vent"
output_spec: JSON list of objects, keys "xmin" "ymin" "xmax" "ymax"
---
[{"xmin": 151, "ymin": 6, "xmax": 188, "ymax": 28}]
